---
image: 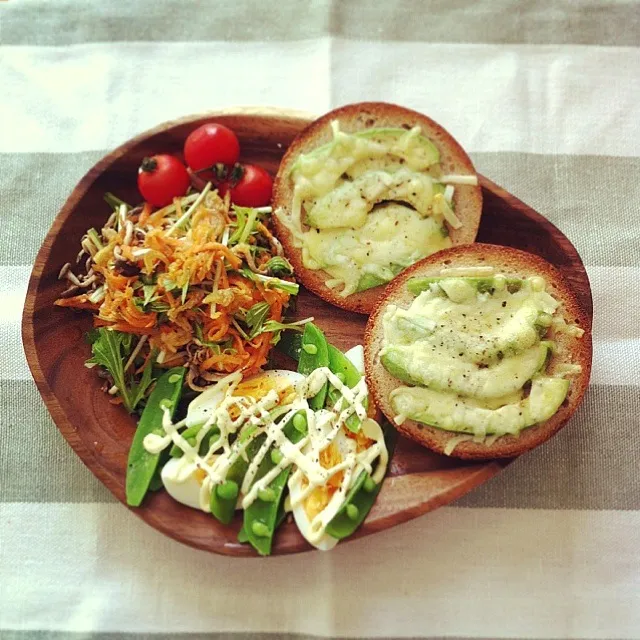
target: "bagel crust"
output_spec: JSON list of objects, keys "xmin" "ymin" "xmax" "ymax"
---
[
  {"xmin": 363, "ymin": 244, "xmax": 592, "ymax": 459},
  {"xmin": 272, "ymin": 102, "xmax": 483, "ymax": 314}
]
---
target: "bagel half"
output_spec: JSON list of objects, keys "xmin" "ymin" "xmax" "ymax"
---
[
  {"xmin": 364, "ymin": 244, "xmax": 592, "ymax": 459},
  {"xmin": 272, "ymin": 102, "xmax": 483, "ymax": 314}
]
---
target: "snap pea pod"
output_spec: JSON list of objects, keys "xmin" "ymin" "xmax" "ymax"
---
[
  {"xmin": 210, "ymin": 433, "xmax": 267, "ymax": 525},
  {"xmin": 275, "ymin": 330, "xmax": 303, "ymax": 362},
  {"xmin": 125, "ymin": 367, "xmax": 186, "ymax": 507},
  {"xmin": 326, "ymin": 344, "xmax": 366, "ymax": 434},
  {"xmin": 237, "ymin": 523, "xmax": 250, "ymax": 543},
  {"xmin": 237, "ymin": 483, "xmax": 288, "ymax": 544},
  {"xmin": 243, "ymin": 413, "xmax": 306, "ymax": 556},
  {"xmin": 325, "ymin": 422, "xmax": 397, "ymax": 540},
  {"xmin": 169, "ymin": 424, "xmax": 219, "ymax": 458},
  {"xmin": 297, "ymin": 323, "xmax": 329, "ymax": 410},
  {"xmin": 147, "ymin": 467, "xmax": 165, "ymax": 492}
]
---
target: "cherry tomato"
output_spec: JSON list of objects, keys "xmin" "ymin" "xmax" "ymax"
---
[
  {"xmin": 184, "ymin": 123, "xmax": 240, "ymax": 171},
  {"xmin": 220, "ymin": 164, "xmax": 273, "ymax": 207},
  {"xmin": 137, "ymin": 155, "xmax": 190, "ymax": 207}
]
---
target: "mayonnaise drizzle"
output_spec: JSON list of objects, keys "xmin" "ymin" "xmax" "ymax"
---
[{"xmin": 145, "ymin": 367, "xmax": 388, "ymax": 521}]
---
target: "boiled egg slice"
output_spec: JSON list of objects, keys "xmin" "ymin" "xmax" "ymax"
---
[
  {"xmin": 288, "ymin": 414, "xmax": 386, "ymax": 550},
  {"xmin": 186, "ymin": 369, "xmax": 304, "ymax": 427},
  {"xmin": 288, "ymin": 433, "xmax": 347, "ymax": 551},
  {"xmin": 289, "ymin": 429, "xmax": 362, "ymax": 551},
  {"xmin": 164, "ymin": 369, "xmax": 305, "ymax": 512},
  {"xmin": 161, "ymin": 458, "xmax": 210, "ymax": 511}
]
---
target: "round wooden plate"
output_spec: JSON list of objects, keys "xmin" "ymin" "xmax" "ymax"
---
[{"xmin": 22, "ymin": 108, "xmax": 593, "ymax": 556}]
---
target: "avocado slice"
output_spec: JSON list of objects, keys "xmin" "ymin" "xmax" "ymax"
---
[
  {"xmin": 407, "ymin": 275, "xmax": 523, "ymax": 297},
  {"xmin": 390, "ymin": 376, "xmax": 570, "ymax": 437},
  {"xmin": 305, "ymin": 169, "xmax": 435, "ymax": 230},
  {"xmin": 381, "ymin": 341, "xmax": 552, "ymax": 400},
  {"xmin": 383, "ymin": 301, "xmax": 543, "ymax": 362},
  {"xmin": 355, "ymin": 262, "xmax": 405, "ymax": 294}
]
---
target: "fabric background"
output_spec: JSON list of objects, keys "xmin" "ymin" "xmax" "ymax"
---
[{"xmin": 1, "ymin": 0, "xmax": 640, "ymax": 638}]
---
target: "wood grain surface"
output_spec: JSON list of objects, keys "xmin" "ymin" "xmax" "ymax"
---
[{"xmin": 21, "ymin": 108, "xmax": 593, "ymax": 557}]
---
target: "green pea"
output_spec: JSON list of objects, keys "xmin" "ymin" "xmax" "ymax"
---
[
  {"xmin": 293, "ymin": 412, "xmax": 307, "ymax": 433},
  {"xmin": 258, "ymin": 488, "xmax": 276, "ymax": 502},
  {"xmin": 346, "ymin": 503, "xmax": 360, "ymax": 521},
  {"xmin": 270, "ymin": 449, "xmax": 284, "ymax": 465},
  {"xmin": 216, "ymin": 480, "xmax": 239, "ymax": 501},
  {"xmin": 251, "ymin": 520, "xmax": 271, "ymax": 538},
  {"xmin": 363, "ymin": 476, "xmax": 377, "ymax": 493},
  {"xmin": 302, "ymin": 343, "xmax": 318, "ymax": 355},
  {"xmin": 168, "ymin": 373, "xmax": 182, "ymax": 384},
  {"xmin": 159, "ymin": 398, "xmax": 173, "ymax": 411}
]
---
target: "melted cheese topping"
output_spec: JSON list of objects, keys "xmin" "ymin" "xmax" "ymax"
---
[
  {"xmin": 381, "ymin": 275, "xmax": 580, "ymax": 439},
  {"xmin": 302, "ymin": 203, "xmax": 451, "ymax": 297},
  {"xmin": 275, "ymin": 122, "xmax": 475, "ymax": 297}
]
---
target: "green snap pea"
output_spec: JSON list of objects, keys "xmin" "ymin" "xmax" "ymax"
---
[
  {"xmin": 326, "ymin": 344, "xmax": 366, "ymax": 433},
  {"xmin": 363, "ymin": 476, "xmax": 376, "ymax": 493},
  {"xmin": 243, "ymin": 416, "xmax": 304, "ymax": 556},
  {"xmin": 275, "ymin": 330, "xmax": 303, "ymax": 362},
  {"xmin": 217, "ymin": 480, "xmax": 239, "ymax": 501},
  {"xmin": 238, "ymin": 500, "xmax": 287, "ymax": 544},
  {"xmin": 292, "ymin": 412, "xmax": 307, "ymax": 433},
  {"xmin": 297, "ymin": 323, "xmax": 329, "ymax": 410},
  {"xmin": 169, "ymin": 424, "xmax": 218, "ymax": 458},
  {"xmin": 258, "ymin": 487, "xmax": 276, "ymax": 502},
  {"xmin": 251, "ymin": 521, "xmax": 271, "ymax": 538},
  {"xmin": 147, "ymin": 466, "xmax": 165, "ymax": 492},
  {"xmin": 237, "ymin": 504, "xmax": 287, "ymax": 544},
  {"xmin": 125, "ymin": 367, "xmax": 186, "ymax": 507},
  {"xmin": 270, "ymin": 449, "xmax": 284, "ymax": 465},
  {"xmin": 237, "ymin": 523, "xmax": 250, "ymax": 543},
  {"xmin": 210, "ymin": 433, "xmax": 266, "ymax": 525},
  {"xmin": 198, "ymin": 427, "xmax": 220, "ymax": 456},
  {"xmin": 346, "ymin": 503, "xmax": 359, "ymax": 521},
  {"xmin": 324, "ymin": 471, "xmax": 375, "ymax": 540},
  {"xmin": 325, "ymin": 422, "xmax": 397, "ymax": 540}
]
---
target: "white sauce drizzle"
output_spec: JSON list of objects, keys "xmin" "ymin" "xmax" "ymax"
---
[{"xmin": 145, "ymin": 367, "xmax": 388, "ymax": 530}]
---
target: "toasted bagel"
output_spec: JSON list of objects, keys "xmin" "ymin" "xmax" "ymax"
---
[
  {"xmin": 272, "ymin": 102, "xmax": 483, "ymax": 314},
  {"xmin": 364, "ymin": 244, "xmax": 592, "ymax": 459}
]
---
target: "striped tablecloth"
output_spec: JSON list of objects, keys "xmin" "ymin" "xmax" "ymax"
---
[{"xmin": 2, "ymin": 1, "xmax": 639, "ymax": 638}]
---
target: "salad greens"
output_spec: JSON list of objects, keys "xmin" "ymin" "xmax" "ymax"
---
[{"xmin": 87, "ymin": 328, "xmax": 156, "ymax": 414}]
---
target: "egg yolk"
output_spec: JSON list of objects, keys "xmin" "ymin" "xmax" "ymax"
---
[
  {"xmin": 303, "ymin": 430, "xmax": 374, "ymax": 520},
  {"xmin": 228, "ymin": 375, "xmax": 295, "ymax": 419}
]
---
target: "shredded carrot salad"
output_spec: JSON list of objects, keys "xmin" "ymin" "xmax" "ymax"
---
[{"xmin": 56, "ymin": 185, "xmax": 304, "ymax": 391}]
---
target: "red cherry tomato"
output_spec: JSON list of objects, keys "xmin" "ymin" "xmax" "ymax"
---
[
  {"xmin": 220, "ymin": 164, "xmax": 273, "ymax": 207},
  {"xmin": 137, "ymin": 155, "xmax": 190, "ymax": 207},
  {"xmin": 184, "ymin": 123, "xmax": 240, "ymax": 171}
]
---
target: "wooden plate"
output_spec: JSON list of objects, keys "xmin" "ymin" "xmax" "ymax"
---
[{"xmin": 22, "ymin": 108, "xmax": 593, "ymax": 556}]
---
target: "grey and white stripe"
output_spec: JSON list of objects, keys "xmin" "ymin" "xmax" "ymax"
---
[
  {"xmin": 3, "ymin": 0, "xmax": 640, "ymax": 46},
  {"xmin": 2, "ymin": 0, "xmax": 640, "ymax": 638}
]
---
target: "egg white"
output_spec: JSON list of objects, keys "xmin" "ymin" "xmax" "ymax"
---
[
  {"xmin": 162, "ymin": 369, "xmax": 305, "ymax": 513},
  {"xmin": 344, "ymin": 344, "xmax": 365, "ymax": 375},
  {"xmin": 288, "ymin": 417, "xmax": 386, "ymax": 551},
  {"xmin": 288, "ymin": 430, "xmax": 352, "ymax": 551},
  {"xmin": 161, "ymin": 458, "xmax": 205, "ymax": 510}
]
